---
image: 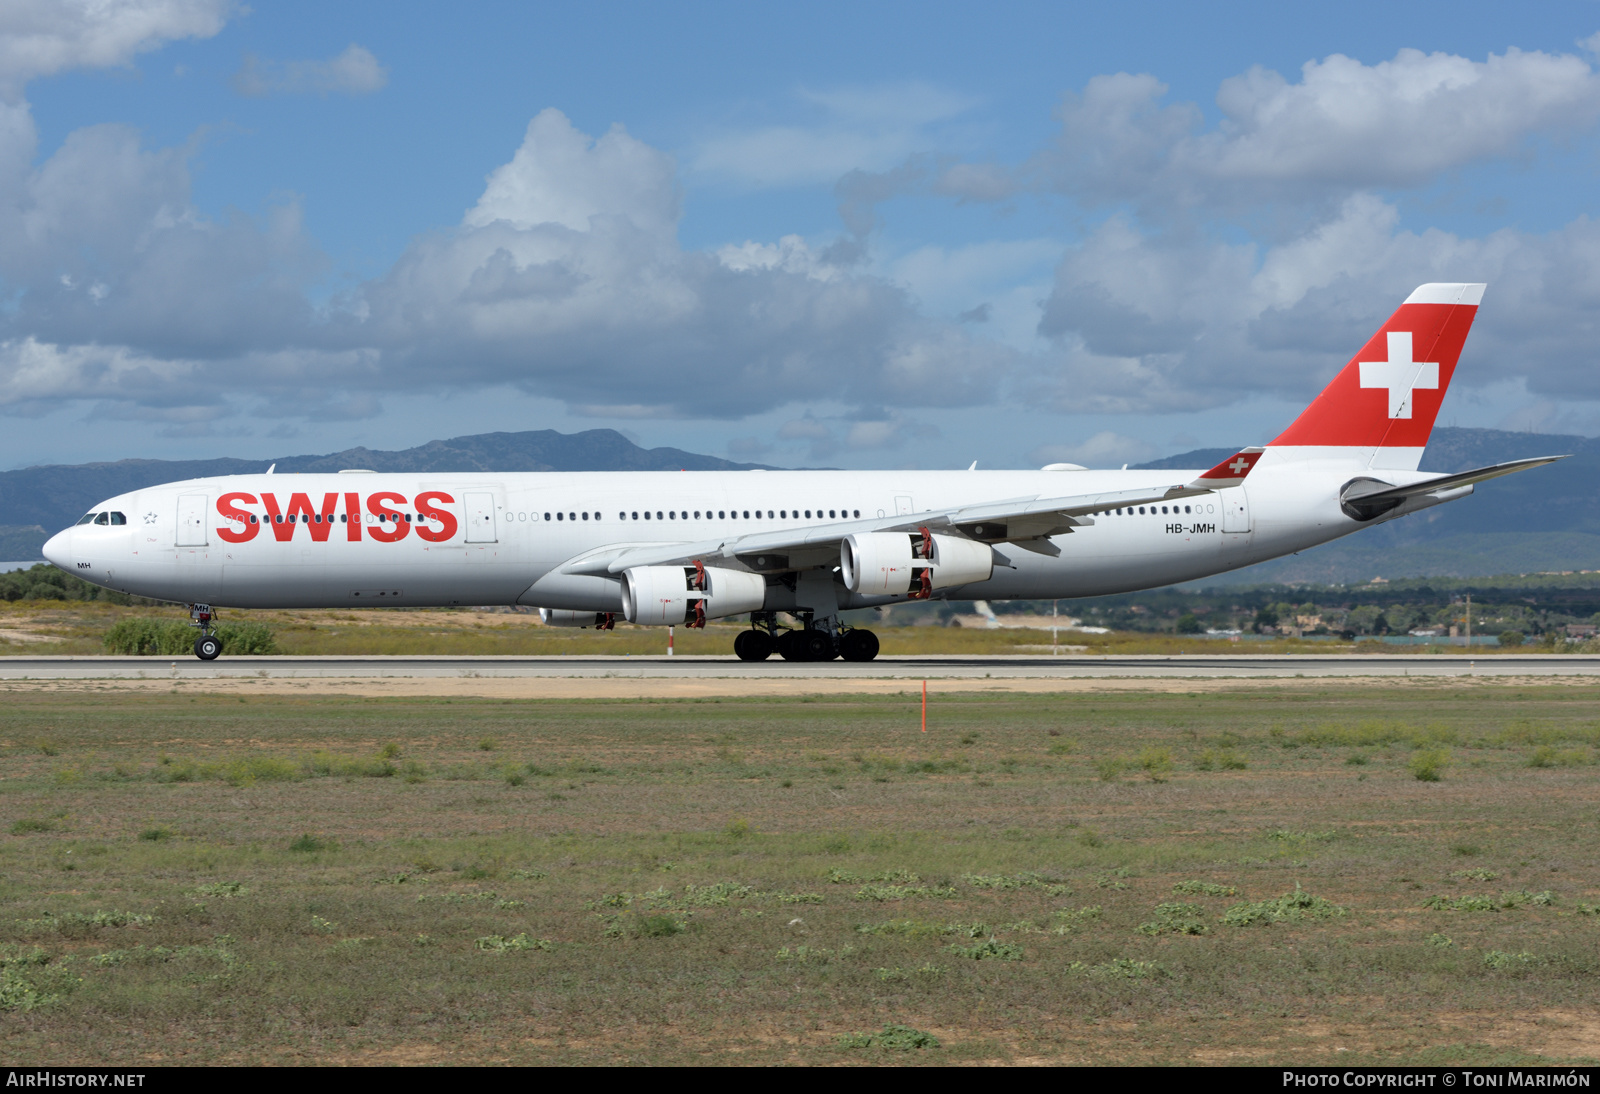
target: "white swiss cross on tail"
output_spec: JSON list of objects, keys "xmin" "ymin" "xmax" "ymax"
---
[{"xmin": 1359, "ymin": 332, "xmax": 1439, "ymax": 419}]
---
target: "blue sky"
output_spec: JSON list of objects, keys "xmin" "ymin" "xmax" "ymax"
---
[{"xmin": 5, "ymin": 1, "xmax": 1600, "ymax": 471}]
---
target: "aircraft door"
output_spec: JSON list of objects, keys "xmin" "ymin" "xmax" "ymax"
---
[
  {"xmin": 1221, "ymin": 488, "xmax": 1251, "ymax": 534},
  {"xmin": 465, "ymin": 492, "xmax": 498, "ymax": 543},
  {"xmin": 894, "ymin": 495, "xmax": 914, "ymax": 516},
  {"xmin": 177, "ymin": 494, "xmax": 209, "ymax": 546}
]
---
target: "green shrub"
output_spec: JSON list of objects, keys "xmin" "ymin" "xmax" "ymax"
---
[
  {"xmin": 1173, "ymin": 880, "xmax": 1237, "ymax": 897},
  {"xmin": 288, "ymin": 834, "xmax": 333, "ymax": 853},
  {"xmin": 1221, "ymin": 885, "xmax": 1345, "ymax": 927},
  {"xmin": 137, "ymin": 828, "xmax": 173, "ymax": 842},
  {"xmin": 474, "ymin": 933, "xmax": 551, "ymax": 953},
  {"xmin": 216, "ymin": 622, "xmax": 276, "ymax": 655},
  {"xmin": 947, "ymin": 939, "xmax": 1022, "ymax": 961},
  {"xmin": 1067, "ymin": 958, "xmax": 1165, "ymax": 979},
  {"xmin": 9, "ymin": 819, "xmax": 53, "ymax": 835},
  {"xmin": 1482, "ymin": 950, "xmax": 1541, "ymax": 969},
  {"xmin": 1138, "ymin": 747, "xmax": 1174, "ymax": 782},
  {"xmin": 1409, "ymin": 748, "xmax": 1449, "ymax": 782},
  {"xmin": 1136, "ymin": 902, "xmax": 1209, "ymax": 935},
  {"xmin": 837, "ymin": 1024, "xmax": 940, "ymax": 1050},
  {"xmin": 1497, "ymin": 630, "xmax": 1524, "ymax": 648}
]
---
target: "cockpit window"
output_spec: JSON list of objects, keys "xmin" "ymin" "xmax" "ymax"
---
[
  {"xmin": 109, "ymin": 512, "xmax": 126, "ymax": 525},
  {"xmin": 75, "ymin": 513, "xmax": 96, "ymax": 526},
  {"xmin": 93, "ymin": 512, "xmax": 109, "ymax": 525}
]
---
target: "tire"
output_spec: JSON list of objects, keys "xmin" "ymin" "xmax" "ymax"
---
[
  {"xmin": 733, "ymin": 629, "xmax": 773, "ymax": 661},
  {"xmin": 840, "ymin": 629, "xmax": 879, "ymax": 662},
  {"xmin": 802, "ymin": 630, "xmax": 837, "ymax": 661},
  {"xmin": 776, "ymin": 630, "xmax": 809, "ymax": 662},
  {"xmin": 194, "ymin": 635, "xmax": 221, "ymax": 661}
]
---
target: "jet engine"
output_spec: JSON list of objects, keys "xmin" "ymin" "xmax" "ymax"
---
[
  {"xmin": 621, "ymin": 564, "xmax": 767, "ymax": 627},
  {"xmin": 841, "ymin": 529, "xmax": 993, "ymax": 599},
  {"xmin": 840, "ymin": 533, "xmax": 912, "ymax": 596}
]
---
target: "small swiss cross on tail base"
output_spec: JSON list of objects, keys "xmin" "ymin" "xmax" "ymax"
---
[{"xmin": 1198, "ymin": 447, "xmax": 1265, "ymax": 483}]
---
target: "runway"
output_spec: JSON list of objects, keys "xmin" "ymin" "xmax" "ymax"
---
[{"xmin": 3, "ymin": 653, "xmax": 1599, "ymax": 681}]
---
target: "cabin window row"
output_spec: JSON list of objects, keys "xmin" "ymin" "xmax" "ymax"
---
[
  {"xmin": 235, "ymin": 512, "xmax": 427, "ymax": 524},
  {"xmin": 508, "ymin": 509, "xmax": 865, "ymax": 522},
  {"xmin": 1110, "ymin": 504, "xmax": 1215, "ymax": 516}
]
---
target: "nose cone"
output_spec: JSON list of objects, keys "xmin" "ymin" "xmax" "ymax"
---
[{"xmin": 42, "ymin": 528, "xmax": 72, "ymax": 570}]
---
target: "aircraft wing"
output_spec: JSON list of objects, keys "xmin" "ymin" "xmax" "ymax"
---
[{"xmin": 561, "ymin": 448, "xmax": 1265, "ymax": 576}]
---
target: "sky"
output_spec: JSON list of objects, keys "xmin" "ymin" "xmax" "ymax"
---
[{"xmin": 5, "ymin": 1, "xmax": 1600, "ymax": 472}]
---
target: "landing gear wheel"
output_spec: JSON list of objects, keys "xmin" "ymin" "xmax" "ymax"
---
[
  {"xmin": 194, "ymin": 635, "xmax": 221, "ymax": 661},
  {"xmin": 776, "ymin": 630, "xmax": 810, "ymax": 662},
  {"xmin": 840, "ymin": 629, "xmax": 879, "ymax": 662},
  {"xmin": 733, "ymin": 629, "xmax": 773, "ymax": 661},
  {"xmin": 802, "ymin": 630, "xmax": 837, "ymax": 661}
]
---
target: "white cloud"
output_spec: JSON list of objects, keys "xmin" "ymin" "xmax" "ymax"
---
[
  {"xmin": 1028, "ymin": 432, "xmax": 1155, "ymax": 469},
  {"xmin": 232, "ymin": 44, "xmax": 388, "ymax": 98},
  {"xmin": 1035, "ymin": 46, "xmax": 1600, "ymax": 209},
  {"xmin": 692, "ymin": 82, "xmax": 977, "ymax": 188},
  {"xmin": 0, "ymin": 0, "xmax": 231, "ymax": 102},
  {"xmin": 466, "ymin": 109, "xmax": 678, "ymax": 236}
]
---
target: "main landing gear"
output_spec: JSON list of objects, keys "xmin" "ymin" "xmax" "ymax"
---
[
  {"xmin": 734, "ymin": 612, "xmax": 879, "ymax": 662},
  {"xmin": 190, "ymin": 604, "xmax": 221, "ymax": 661}
]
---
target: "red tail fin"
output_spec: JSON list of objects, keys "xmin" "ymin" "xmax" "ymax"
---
[{"xmin": 1269, "ymin": 283, "xmax": 1484, "ymax": 470}]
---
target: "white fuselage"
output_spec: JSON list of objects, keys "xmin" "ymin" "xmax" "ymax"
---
[{"xmin": 43, "ymin": 457, "xmax": 1442, "ymax": 612}]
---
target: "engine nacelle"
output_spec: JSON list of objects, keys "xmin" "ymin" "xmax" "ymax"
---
[
  {"xmin": 840, "ymin": 533, "xmax": 913, "ymax": 596},
  {"xmin": 539, "ymin": 609, "xmax": 614, "ymax": 629},
  {"xmin": 841, "ymin": 530, "xmax": 993, "ymax": 597},
  {"xmin": 701, "ymin": 566, "xmax": 767, "ymax": 619},
  {"xmin": 927, "ymin": 533, "xmax": 993, "ymax": 589},
  {"xmin": 622, "ymin": 566, "xmax": 690, "ymax": 626},
  {"xmin": 621, "ymin": 564, "xmax": 769, "ymax": 626}
]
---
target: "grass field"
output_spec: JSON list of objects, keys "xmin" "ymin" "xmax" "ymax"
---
[
  {"xmin": 2, "ymin": 683, "xmax": 1598, "ymax": 1065},
  {"xmin": 0, "ymin": 600, "xmax": 1515, "ymax": 657}
]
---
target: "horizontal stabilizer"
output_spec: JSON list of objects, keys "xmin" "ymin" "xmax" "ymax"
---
[{"xmin": 1342, "ymin": 455, "xmax": 1565, "ymax": 507}]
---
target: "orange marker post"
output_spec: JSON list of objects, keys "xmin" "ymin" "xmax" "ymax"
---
[{"xmin": 921, "ymin": 679, "xmax": 927, "ymax": 733}]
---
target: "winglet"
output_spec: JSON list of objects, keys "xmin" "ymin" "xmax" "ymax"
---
[{"xmin": 1191, "ymin": 446, "xmax": 1264, "ymax": 489}]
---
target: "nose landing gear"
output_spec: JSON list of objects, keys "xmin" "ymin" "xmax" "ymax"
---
[{"xmin": 189, "ymin": 604, "xmax": 221, "ymax": 661}]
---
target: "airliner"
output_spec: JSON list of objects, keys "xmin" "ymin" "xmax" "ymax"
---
[{"xmin": 43, "ymin": 284, "xmax": 1557, "ymax": 661}]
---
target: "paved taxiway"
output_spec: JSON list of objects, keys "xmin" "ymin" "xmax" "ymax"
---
[{"xmin": 3, "ymin": 654, "xmax": 1599, "ymax": 681}]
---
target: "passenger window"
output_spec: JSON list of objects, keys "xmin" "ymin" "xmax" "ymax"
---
[
  {"xmin": 582, "ymin": 512, "xmax": 588, "ymax": 521},
  {"xmin": 853, "ymin": 510, "xmax": 860, "ymax": 518},
  {"xmin": 557, "ymin": 513, "xmax": 564, "ymax": 521},
  {"xmin": 657, "ymin": 511, "xmax": 664, "ymax": 520},
  {"xmin": 251, "ymin": 515, "xmax": 259, "ymax": 524}
]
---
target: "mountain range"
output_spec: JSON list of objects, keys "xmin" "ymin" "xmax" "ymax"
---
[
  {"xmin": 0, "ymin": 426, "xmax": 1591, "ymax": 584},
  {"xmin": 0, "ymin": 430, "xmax": 767, "ymax": 559}
]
